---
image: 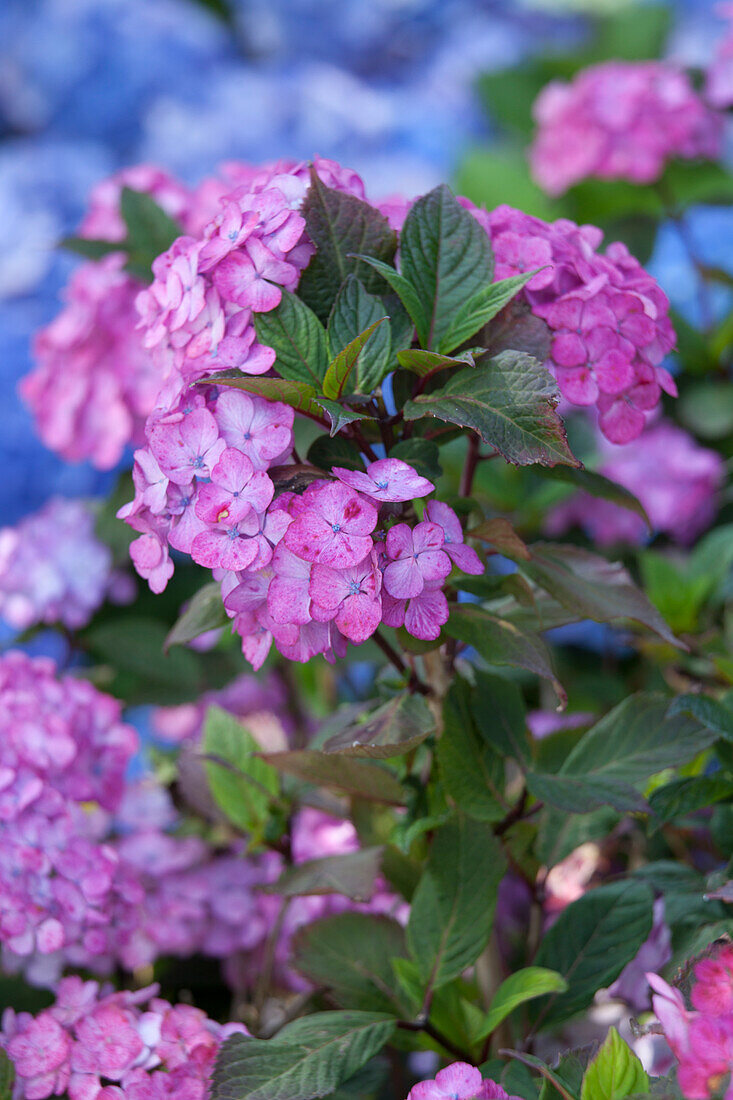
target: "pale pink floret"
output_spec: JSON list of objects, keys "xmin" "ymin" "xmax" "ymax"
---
[
  {"xmin": 6, "ymin": 1014, "xmax": 71, "ymax": 1100},
  {"xmin": 424, "ymin": 502, "xmax": 483, "ymax": 575},
  {"xmin": 283, "ymin": 481, "xmax": 378, "ymax": 569},
  {"xmin": 213, "ymin": 237, "xmax": 297, "ymax": 312},
  {"xmin": 215, "ymin": 391, "xmax": 294, "ymax": 470},
  {"xmin": 194, "ymin": 448, "xmax": 274, "ymax": 524},
  {"xmin": 407, "ymin": 1061, "xmax": 519, "ymax": 1100},
  {"xmin": 383, "ymin": 522, "xmax": 451, "ymax": 600},
  {"xmin": 693, "ymin": 947, "xmax": 733, "ymax": 1017},
  {"xmin": 382, "ymin": 581, "xmax": 449, "ymax": 642},
  {"xmin": 309, "ymin": 551, "xmax": 382, "ymax": 644},
  {"xmin": 332, "ymin": 458, "xmax": 434, "ymax": 503},
  {"xmin": 129, "ymin": 535, "xmax": 174, "ymax": 595},
  {"xmin": 150, "ymin": 408, "xmax": 225, "ymax": 486},
  {"xmin": 267, "ymin": 544, "xmax": 313, "ymax": 626}
]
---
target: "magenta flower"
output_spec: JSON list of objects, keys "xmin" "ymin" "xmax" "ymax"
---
[
  {"xmin": 191, "ymin": 509, "xmax": 262, "ymax": 572},
  {"xmin": 129, "ymin": 534, "xmax": 174, "ymax": 595},
  {"xmin": 383, "ymin": 522, "xmax": 451, "ymax": 600},
  {"xmin": 423, "ymin": 502, "xmax": 483, "ymax": 575},
  {"xmin": 6, "ymin": 1013, "xmax": 71, "ymax": 1100},
  {"xmin": 194, "ymin": 448, "xmax": 274, "ymax": 525},
  {"xmin": 407, "ymin": 1062, "xmax": 518, "ymax": 1100},
  {"xmin": 283, "ymin": 482, "xmax": 378, "ymax": 569},
  {"xmin": 213, "ymin": 237, "xmax": 297, "ymax": 312},
  {"xmin": 268, "ymin": 545, "xmax": 313, "ymax": 626},
  {"xmin": 693, "ymin": 947, "xmax": 733, "ymax": 1017},
  {"xmin": 332, "ymin": 458, "xmax": 434, "ymax": 503},
  {"xmin": 149, "ymin": 408, "xmax": 225, "ymax": 486},
  {"xmin": 382, "ymin": 582, "xmax": 449, "ymax": 642},
  {"xmin": 215, "ymin": 391, "xmax": 294, "ymax": 470},
  {"xmin": 71, "ymin": 1005, "xmax": 144, "ymax": 1081},
  {"xmin": 309, "ymin": 551, "xmax": 382, "ymax": 644}
]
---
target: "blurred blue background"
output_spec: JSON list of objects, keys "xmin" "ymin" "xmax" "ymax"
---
[{"xmin": 0, "ymin": 0, "xmax": 726, "ymax": 526}]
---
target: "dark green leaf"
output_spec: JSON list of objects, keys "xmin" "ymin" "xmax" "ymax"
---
[
  {"xmin": 60, "ymin": 236, "xmax": 121, "ymax": 262},
  {"xmin": 293, "ymin": 913, "xmax": 408, "ymax": 1013},
  {"xmin": 533, "ymin": 881, "xmax": 654, "ymax": 1028},
  {"xmin": 521, "ymin": 544, "xmax": 683, "ymax": 648},
  {"xmin": 444, "ymin": 606, "xmax": 565, "ymax": 705},
  {"xmin": 472, "ymin": 670, "xmax": 530, "ymax": 766},
  {"xmin": 164, "ymin": 582, "xmax": 228, "ymax": 652},
  {"xmin": 534, "ymin": 467, "xmax": 649, "ymax": 526},
  {"xmin": 261, "ymin": 750, "xmax": 406, "ymax": 805},
  {"xmin": 120, "ymin": 187, "xmax": 182, "ymax": 281},
  {"xmin": 400, "ymin": 184, "xmax": 494, "ymax": 350},
  {"xmin": 212, "ymin": 1012, "xmax": 396, "ymax": 1100},
  {"xmin": 299, "ymin": 169, "xmax": 397, "ymax": 322},
  {"xmin": 308, "ymin": 434, "xmax": 363, "ymax": 471},
  {"xmin": 668, "ymin": 694, "xmax": 733, "ymax": 740},
  {"xmin": 0, "ymin": 1050, "xmax": 14, "ymax": 1100},
  {"xmin": 649, "ymin": 776, "xmax": 733, "ymax": 826},
  {"xmin": 203, "ymin": 706, "xmax": 279, "ymax": 836},
  {"xmin": 260, "ymin": 848, "xmax": 383, "ymax": 901},
  {"xmin": 388, "ymin": 439, "xmax": 442, "ymax": 483},
  {"xmin": 500, "ymin": 1051, "xmax": 579, "ymax": 1100},
  {"xmin": 314, "ymin": 399, "xmax": 372, "ymax": 437},
  {"xmin": 322, "ymin": 318, "xmax": 388, "ymax": 399},
  {"xmin": 580, "ymin": 1027, "xmax": 648, "ymax": 1100},
  {"xmin": 407, "ymin": 813, "xmax": 506, "ymax": 990},
  {"xmin": 83, "ymin": 616, "xmax": 203, "ymax": 704},
  {"xmin": 353, "ymin": 255, "xmax": 427, "ymax": 337},
  {"xmin": 210, "ymin": 375, "xmax": 325, "ymax": 420},
  {"xmin": 526, "ymin": 772, "xmax": 647, "ymax": 815},
  {"xmin": 404, "ymin": 352, "xmax": 579, "ymax": 468},
  {"xmin": 328, "ymin": 276, "xmax": 393, "ymax": 391},
  {"xmin": 437, "ymin": 677, "xmax": 507, "ymax": 822},
  {"xmin": 661, "ymin": 159, "xmax": 733, "ymax": 209},
  {"xmin": 439, "ymin": 271, "xmax": 541, "ymax": 355},
  {"xmin": 322, "ymin": 693, "xmax": 435, "ymax": 758},
  {"xmin": 396, "ymin": 348, "xmax": 476, "ymax": 379},
  {"xmin": 253, "ymin": 291, "xmax": 328, "ymax": 386},
  {"xmin": 469, "ymin": 518, "xmax": 530, "ymax": 561}
]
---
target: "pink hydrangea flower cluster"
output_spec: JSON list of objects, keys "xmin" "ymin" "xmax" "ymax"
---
[
  {"xmin": 648, "ymin": 942, "xmax": 733, "ymax": 1099},
  {"xmin": 0, "ymin": 498, "xmax": 131, "ymax": 632},
  {"xmin": 545, "ymin": 421, "xmax": 724, "ymax": 546},
  {"xmin": 0, "ymin": 977, "xmax": 247, "ymax": 1100},
  {"xmin": 530, "ymin": 61, "xmax": 723, "ymax": 196},
  {"xmin": 21, "ymin": 164, "xmax": 251, "ymax": 470},
  {"xmin": 706, "ymin": 4, "xmax": 733, "ymax": 109},
  {"xmin": 486, "ymin": 204, "xmax": 677, "ymax": 443},
  {"xmin": 0, "ymin": 652, "xmax": 139, "ymax": 965},
  {"xmin": 406, "ymin": 1062, "xmax": 520, "ymax": 1100}
]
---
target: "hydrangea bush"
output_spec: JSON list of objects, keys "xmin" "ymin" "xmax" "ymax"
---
[{"xmin": 3, "ymin": 9, "xmax": 733, "ymax": 1100}]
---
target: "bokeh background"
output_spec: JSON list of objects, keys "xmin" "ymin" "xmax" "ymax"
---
[{"xmin": 0, "ymin": 0, "xmax": 726, "ymax": 526}]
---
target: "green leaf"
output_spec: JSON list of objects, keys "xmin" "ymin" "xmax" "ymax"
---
[
  {"xmin": 661, "ymin": 159, "xmax": 733, "ymax": 209},
  {"xmin": 649, "ymin": 776, "xmax": 733, "ymax": 826},
  {"xmin": 60, "ymin": 236, "xmax": 121, "ymax": 262},
  {"xmin": 164, "ymin": 582, "xmax": 228, "ymax": 652},
  {"xmin": 533, "ymin": 881, "xmax": 654, "ymax": 1028},
  {"xmin": 261, "ymin": 750, "xmax": 406, "ymax": 804},
  {"xmin": 437, "ymin": 678, "xmax": 507, "ymax": 822},
  {"xmin": 404, "ymin": 352, "xmax": 579, "ymax": 468},
  {"xmin": 120, "ymin": 187, "xmax": 182, "ymax": 281},
  {"xmin": 399, "ymin": 184, "xmax": 494, "ymax": 350},
  {"xmin": 0, "ymin": 1050, "xmax": 14, "ymax": 1100},
  {"xmin": 444, "ymin": 606, "xmax": 565, "ymax": 705},
  {"xmin": 82, "ymin": 616, "xmax": 203, "ymax": 705},
  {"xmin": 353, "ymin": 255, "xmax": 427, "ymax": 337},
  {"xmin": 456, "ymin": 146, "xmax": 560, "ymax": 220},
  {"xmin": 501, "ymin": 1051, "xmax": 579, "ymax": 1100},
  {"xmin": 522, "ymin": 544, "xmax": 683, "ymax": 648},
  {"xmin": 639, "ymin": 551, "xmax": 714, "ymax": 635},
  {"xmin": 211, "ymin": 1012, "xmax": 396, "ymax": 1100},
  {"xmin": 680, "ymin": 382, "xmax": 733, "ymax": 440},
  {"xmin": 471, "ymin": 670, "xmax": 530, "ymax": 766},
  {"xmin": 298, "ymin": 169, "xmax": 397, "ymax": 322},
  {"xmin": 396, "ymin": 348, "xmax": 477, "ymax": 379},
  {"xmin": 293, "ymin": 913, "xmax": 408, "ymax": 1013},
  {"xmin": 439, "ymin": 271, "xmax": 541, "ymax": 354},
  {"xmin": 473, "ymin": 968, "xmax": 568, "ymax": 1043},
  {"xmin": 527, "ymin": 694, "xmax": 718, "ymax": 816},
  {"xmin": 308, "ymin": 433, "xmax": 363, "ymax": 472},
  {"xmin": 322, "ymin": 317, "xmax": 388, "ymax": 399},
  {"xmin": 322, "ymin": 693, "xmax": 435, "ymax": 758},
  {"xmin": 534, "ymin": 467, "xmax": 650, "ymax": 527},
  {"xmin": 253, "ymin": 290, "xmax": 329, "ymax": 386},
  {"xmin": 260, "ymin": 848, "xmax": 383, "ymax": 901},
  {"xmin": 406, "ymin": 813, "xmax": 506, "ymax": 991},
  {"xmin": 210, "ymin": 375, "xmax": 325, "ymax": 420},
  {"xmin": 580, "ymin": 1028, "xmax": 648, "ymax": 1100},
  {"xmin": 314, "ymin": 398, "xmax": 373, "ymax": 437},
  {"xmin": 202, "ymin": 706, "xmax": 279, "ymax": 837},
  {"xmin": 328, "ymin": 276, "xmax": 393, "ymax": 392},
  {"xmin": 667, "ymin": 694, "xmax": 733, "ymax": 740}
]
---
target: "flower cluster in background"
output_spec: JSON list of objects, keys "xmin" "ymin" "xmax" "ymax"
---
[
  {"xmin": 545, "ymin": 420, "xmax": 724, "ymax": 545},
  {"xmin": 529, "ymin": 60, "xmax": 723, "ymax": 195}
]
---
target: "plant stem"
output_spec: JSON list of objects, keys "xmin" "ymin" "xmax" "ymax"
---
[
  {"xmin": 397, "ymin": 1018, "xmax": 473, "ymax": 1063},
  {"xmin": 460, "ymin": 433, "xmax": 480, "ymax": 498},
  {"xmin": 373, "ymin": 630, "xmax": 431, "ymax": 695}
]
